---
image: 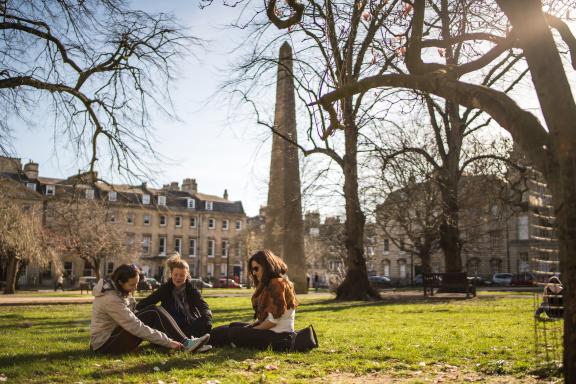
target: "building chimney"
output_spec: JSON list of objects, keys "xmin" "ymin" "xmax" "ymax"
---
[
  {"xmin": 0, "ymin": 157, "xmax": 22, "ymax": 174},
  {"xmin": 141, "ymin": 182, "xmax": 147, "ymax": 190},
  {"xmin": 223, "ymin": 189, "xmax": 229, "ymax": 200},
  {"xmin": 170, "ymin": 181, "xmax": 179, "ymax": 191},
  {"xmin": 181, "ymin": 178, "xmax": 197, "ymax": 194},
  {"xmin": 23, "ymin": 161, "xmax": 39, "ymax": 180}
]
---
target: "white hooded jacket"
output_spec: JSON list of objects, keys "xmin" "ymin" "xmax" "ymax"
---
[{"xmin": 90, "ymin": 278, "xmax": 173, "ymax": 350}]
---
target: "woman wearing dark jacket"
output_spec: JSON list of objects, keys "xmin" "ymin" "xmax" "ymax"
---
[{"xmin": 136, "ymin": 253, "xmax": 212, "ymax": 338}]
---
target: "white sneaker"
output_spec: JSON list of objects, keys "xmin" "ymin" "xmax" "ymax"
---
[
  {"xmin": 183, "ymin": 334, "xmax": 210, "ymax": 353},
  {"xmin": 197, "ymin": 344, "xmax": 213, "ymax": 353}
]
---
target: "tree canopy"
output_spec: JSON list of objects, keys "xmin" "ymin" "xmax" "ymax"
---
[{"xmin": 0, "ymin": 0, "xmax": 195, "ymax": 178}]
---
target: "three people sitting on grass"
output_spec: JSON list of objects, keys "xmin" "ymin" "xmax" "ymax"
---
[
  {"xmin": 90, "ymin": 249, "xmax": 312, "ymax": 354},
  {"xmin": 90, "ymin": 264, "xmax": 210, "ymax": 354}
]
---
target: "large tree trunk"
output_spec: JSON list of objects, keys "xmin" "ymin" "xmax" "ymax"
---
[
  {"xmin": 496, "ymin": 0, "xmax": 576, "ymax": 379},
  {"xmin": 336, "ymin": 114, "xmax": 379, "ymax": 300},
  {"xmin": 548, "ymin": 159, "xmax": 576, "ymax": 382},
  {"xmin": 419, "ymin": 249, "xmax": 432, "ymax": 274},
  {"xmin": 93, "ymin": 259, "xmax": 101, "ymax": 281},
  {"xmin": 438, "ymin": 174, "xmax": 462, "ymax": 273},
  {"xmin": 4, "ymin": 255, "xmax": 20, "ymax": 294}
]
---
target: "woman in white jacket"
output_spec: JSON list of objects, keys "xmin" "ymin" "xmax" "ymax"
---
[{"xmin": 90, "ymin": 264, "xmax": 209, "ymax": 354}]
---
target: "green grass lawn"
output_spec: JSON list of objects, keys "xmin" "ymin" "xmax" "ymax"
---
[{"xmin": 0, "ymin": 293, "xmax": 560, "ymax": 383}]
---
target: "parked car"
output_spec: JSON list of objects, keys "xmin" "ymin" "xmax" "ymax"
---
[
  {"xmin": 137, "ymin": 277, "xmax": 152, "ymax": 292},
  {"xmin": 368, "ymin": 275, "xmax": 392, "ymax": 288},
  {"xmin": 467, "ymin": 275, "xmax": 486, "ymax": 286},
  {"xmin": 511, "ymin": 272, "xmax": 534, "ymax": 286},
  {"xmin": 414, "ymin": 274, "xmax": 423, "ymax": 286},
  {"xmin": 189, "ymin": 278, "xmax": 213, "ymax": 289},
  {"xmin": 213, "ymin": 278, "xmax": 243, "ymax": 288},
  {"xmin": 145, "ymin": 277, "xmax": 161, "ymax": 289},
  {"xmin": 137, "ymin": 277, "xmax": 161, "ymax": 291},
  {"xmin": 491, "ymin": 273, "xmax": 513, "ymax": 286}
]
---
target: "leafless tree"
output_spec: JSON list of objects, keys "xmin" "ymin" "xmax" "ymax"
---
[
  {"xmin": 294, "ymin": 0, "xmax": 576, "ymax": 378},
  {"xmin": 0, "ymin": 186, "xmax": 50, "ymax": 294},
  {"xmin": 372, "ymin": 152, "xmax": 442, "ymax": 275},
  {"xmin": 46, "ymin": 198, "xmax": 138, "ymax": 280},
  {"xmin": 215, "ymin": 0, "xmax": 529, "ymax": 299},
  {"xmin": 0, "ymin": 0, "xmax": 196, "ymax": 179},
  {"xmin": 216, "ymin": 0, "xmax": 418, "ymax": 300}
]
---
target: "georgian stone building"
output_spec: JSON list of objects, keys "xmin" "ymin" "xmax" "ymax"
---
[
  {"xmin": 0, "ymin": 156, "xmax": 247, "ymax": 287},
  {"xmin": 372, "ymin": 172, "xmax": 552, "ymax": 285}
]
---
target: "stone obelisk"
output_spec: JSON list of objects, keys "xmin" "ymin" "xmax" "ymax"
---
[{"xmin": 263, "ymin": 42, "xmax": 307, "ymax": 294}]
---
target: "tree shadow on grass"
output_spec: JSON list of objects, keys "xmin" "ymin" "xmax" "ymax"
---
[
  {"xmin": 297, "ymin": 295, "xmax": 501, "ymax": 314},
  {"xmin": 0, "ymin": 319, "xmax": 90, "ymax": 331},
  {"xmin": 88, "ymin": 347, "xmax": 261, "ymax": 380},
  {"xmin": 0, "ymin": 348, "xmax": 94, "ymax": 368}
]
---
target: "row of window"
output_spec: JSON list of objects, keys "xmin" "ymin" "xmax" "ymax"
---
[
  {"xmin": 110, "ymin": 213, "xmax": 242, "ymax": 231},
  {"xmin": 63, "ymin": 260, "xmax": 237, "ymax": 279},
  {"xmin": 142, "ymin": 235, "xmax": 241, "ymax": 258},
  {"xmin": 30, "ymin": 183, "xmax": 215, "ymax": 211}
]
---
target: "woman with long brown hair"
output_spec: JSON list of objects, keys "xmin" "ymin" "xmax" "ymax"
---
[{"xmin": 210, "ymin": 250, "xmax": 299, "ymax": 349}]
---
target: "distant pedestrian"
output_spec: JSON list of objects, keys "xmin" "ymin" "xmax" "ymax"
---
[
  {"xmin": 69, "ymin": 274, "xmax": 77, "ymax": 287},
  {"xmin": 535, "ymin": 275, "xmax": 563, "ymax": 320},
  {"xmin": 314, "ymin": 273, "xmax": 319, "ymax": 292},
  {"xmin": 54, "ymin": 274, "xmax": 64, "ymax": 291}
]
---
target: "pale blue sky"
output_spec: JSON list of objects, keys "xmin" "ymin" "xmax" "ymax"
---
[
  {"xmin": 13, "ymin": 1, "xmax": 275, "ymax": 217},
  {"xmin": 10, "ymin": 2, "xmax": 576, "ymax": 218}
]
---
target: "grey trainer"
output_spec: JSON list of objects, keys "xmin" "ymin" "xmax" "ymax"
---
[{"xmin": 183, "ymin": 334, "xmax": 210, "ymax": 353}]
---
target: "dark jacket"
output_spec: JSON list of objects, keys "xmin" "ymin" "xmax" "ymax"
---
[{"xmin": 136, "ymin": 279, "xmax": 212, "ymax": 322}]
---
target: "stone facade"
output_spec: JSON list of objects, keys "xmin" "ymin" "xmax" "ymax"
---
[
  {"xmin": 0, "ymin": 156, "xmax": 248, "ymax": 288},
  {"xmin": 372, "ymin": 173, "xmax": 553, "ymax": 285}
]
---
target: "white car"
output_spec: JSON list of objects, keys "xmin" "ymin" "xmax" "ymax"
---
[{"xmin": 492, "ymin": 273, "xmax": 513, "ymax": 286}]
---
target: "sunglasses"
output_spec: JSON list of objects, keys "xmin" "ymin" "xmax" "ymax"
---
[{"xmin": 251, "ymin": 266, "xmax": 260, "ymax": 273}]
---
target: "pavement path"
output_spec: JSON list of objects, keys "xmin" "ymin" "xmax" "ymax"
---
[
  {"xmin": 0, "ymin": 294, "xmax": 94, "ymax": 306},
  {"xmin": 0, "ymin": 288, "xmax": 532, "ymax": 306}
]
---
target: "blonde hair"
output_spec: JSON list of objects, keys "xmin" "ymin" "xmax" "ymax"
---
[{"xmin": 164, "ymin": 252, "xmax": 189, "ymax": 281}]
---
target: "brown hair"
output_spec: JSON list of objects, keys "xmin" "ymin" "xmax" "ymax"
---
[
  {"xmin": 248, "ymin": 249, "xmax": 288, "ymax": 288},
  {"xmin": 249, "ymin": 250, "xmax": 298, "ymax": 320},
  {"xmin": 111, "ymin": 264, "xmax": 139, "ymax": 296}
]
